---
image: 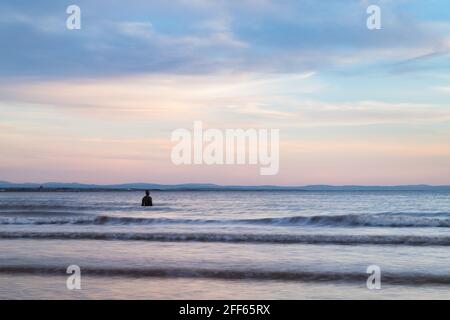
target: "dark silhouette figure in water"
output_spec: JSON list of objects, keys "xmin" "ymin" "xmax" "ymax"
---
[{"xmin": 141, "ymin": 190, "xmax": 153, "ymax": 207}]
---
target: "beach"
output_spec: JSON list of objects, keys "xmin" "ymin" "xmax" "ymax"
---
[{"xmin": 0, "ymin": 190, "xmax": 449, "ymax": 299}]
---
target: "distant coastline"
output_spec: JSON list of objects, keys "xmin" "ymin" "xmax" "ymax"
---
[{"xmin": 0, "ymin": 181, "xmax": 449, "ymax": 192}]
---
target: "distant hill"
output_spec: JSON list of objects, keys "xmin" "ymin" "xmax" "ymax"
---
[{"xmin": 0, "ymin": 181, "xmax": 449, "ymax": 191}]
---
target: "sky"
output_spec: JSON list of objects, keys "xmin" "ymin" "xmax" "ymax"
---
[{"xmin": 0, "ymin": 0, "xmax": 449, "ymax": 185}]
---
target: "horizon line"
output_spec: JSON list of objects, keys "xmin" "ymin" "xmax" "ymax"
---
[{"xmin": 1, "ymin": 180, "xmax": 450, "ymax": 188}]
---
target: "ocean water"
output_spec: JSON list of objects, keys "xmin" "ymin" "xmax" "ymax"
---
[{"xmin": 0, "ymin": 190, "xmax": 449, "ymax": 299}]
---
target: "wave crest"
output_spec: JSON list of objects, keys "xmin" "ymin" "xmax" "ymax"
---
[
  {"xmin": 0, "ymin": 231, "xmax": 448, "ymax": 246},
  {"xmin": 0, "ymin": 212, "xmax": 449, "ymax": 228},
  {"xmin": 0, "ymin": 265, "xmax": 449, "ymax": 284}
]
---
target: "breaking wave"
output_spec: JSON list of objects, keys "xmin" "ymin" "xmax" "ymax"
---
[
  {"xmin": 0, "ymin": 265, "xmax": 449, "ymax": 284},
  {"xmin": 0, "ymin": 212, "xmax": 449, "ymax": 228},
  {"xmin": 0, "ymin": 231, "xmax": 448, "ymax": 246}
]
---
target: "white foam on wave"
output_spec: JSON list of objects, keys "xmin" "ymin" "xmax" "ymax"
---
[
  {"xmin": 0, "ymin": 231, "xmax": 449, "ymax": 246},
  {"xmin": 0, "ymin": 212, "xmax": 449, "ymax": 228}
]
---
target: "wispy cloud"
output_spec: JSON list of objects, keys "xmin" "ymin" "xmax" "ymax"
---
[
  {"xmin": 1, "ymin": 0, "xmax": 450, "ymax": 78},
  {"xmin": 435, "ymin": 86, "xmax": 450, "ymax": 93},
  {"xmin": 2, "ymin": 72, "xmax": 448, "ymax": 129}
]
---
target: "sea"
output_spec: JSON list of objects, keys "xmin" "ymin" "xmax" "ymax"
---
[{"xmin": 0, "ymin": 190, "xmax": 449, "ymax": 299}]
